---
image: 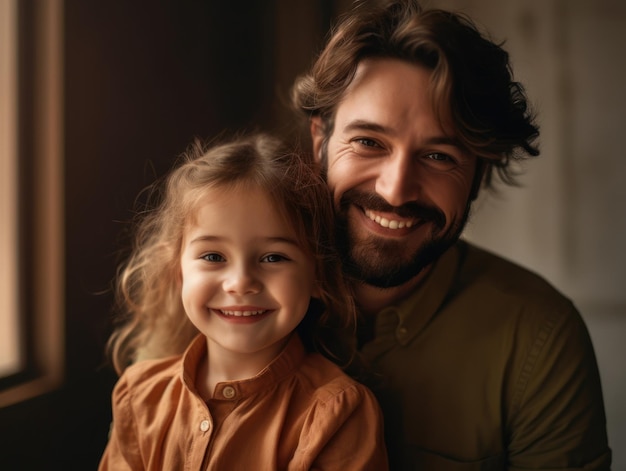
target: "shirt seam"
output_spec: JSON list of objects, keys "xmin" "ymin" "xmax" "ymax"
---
[
  {"xmin": 125, "ymin": 376, "xmax": 144, "ymax": 467},
  {"xmin": 511, "ymin": 311, "xmax": 558, "ymax": 412}
]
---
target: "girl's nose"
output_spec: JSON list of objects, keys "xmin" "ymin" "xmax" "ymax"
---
[{"xmin": 222, "ymin": 264, "xmax": 262, "ymax": 295}]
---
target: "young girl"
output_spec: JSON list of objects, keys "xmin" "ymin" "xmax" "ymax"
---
[{"xmin": 98, "ymin": 133, "xmax": 388, "ymax": 470}]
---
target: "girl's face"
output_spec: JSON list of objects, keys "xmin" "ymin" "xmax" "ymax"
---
[{"xmin": 179, "ymin": 184, "xmax": 319, "ymax": 367}]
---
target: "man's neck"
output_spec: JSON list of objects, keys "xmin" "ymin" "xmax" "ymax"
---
[{"xmin": 353, "ymin": 265, "xmax": 432, "ymax": 317}]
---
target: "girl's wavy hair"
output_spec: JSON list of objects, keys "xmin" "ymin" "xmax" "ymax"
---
[
  {"xmin": 107, "ymin": 133, "xmax": 356, "ymax": 375},
  {"xmin": 292, "ymin": 0, "xmax": 539, "ymax": 190}
]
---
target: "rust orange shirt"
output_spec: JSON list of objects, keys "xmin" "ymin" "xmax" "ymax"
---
[{"xmin": 99, "ymin": 334, "xmax": 388, "ymax": 470}]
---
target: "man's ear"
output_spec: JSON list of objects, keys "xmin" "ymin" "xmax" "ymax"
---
[
  {"xmin": 470, "ymin": 158, "xmax": 486, "ymax": 201},
  {"xmin": 310, "ymin": 116, "xmax": 324, "ymax": 163}
]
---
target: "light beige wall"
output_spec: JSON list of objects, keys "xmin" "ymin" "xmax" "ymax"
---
[
  {"xmin": 426, "ymin": 0, "xmax": 626, "ymax": 309},
  {"xmin": 425, "ymin": 0, "xmax": 626, "ymax": 465}
]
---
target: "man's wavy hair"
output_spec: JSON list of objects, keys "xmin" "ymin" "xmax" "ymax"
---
[
  {"xmin": 107, "ymin": 133, "xmax": 356, "ymax": 375},
  {"xmin": 292, "ymin": 0, "xmax": 539, "ymax": 189}
]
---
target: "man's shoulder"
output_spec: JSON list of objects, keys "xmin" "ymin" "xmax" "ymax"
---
[
  {"xmin": 437, "ymin": 241, "xmax": 589, "ymax": 365},
  {"xmin": 453, "ymin": 240, "xmax": 574, "ymax": 311}
]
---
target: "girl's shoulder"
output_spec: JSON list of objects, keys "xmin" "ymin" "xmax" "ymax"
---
[
  {"xmin": 296, "ymin": 352, "xmax": 374, "ymax": 404},
  {"xmin": 114, "ymin": 354, "xmax": 183, "ymax": 402},
  {"xmin": 289, "ymin": 353, "xmax": 384, "ymax": 448}
]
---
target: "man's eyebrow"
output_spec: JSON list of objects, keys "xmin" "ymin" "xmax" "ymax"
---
[
  {"xmin": 427, "ymin": 135, "xmax": 464, "ymax": 148},
  {"xmin": 343, "ymin": 119, "xmax": 463, "ymax": 148},
  {"xmin": 343, "ymin": 119, "xmax": 390, "ymax": 134}
]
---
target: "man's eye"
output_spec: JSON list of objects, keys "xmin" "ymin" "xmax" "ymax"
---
[
  {"xmin": 261, "ymin": 254, "xmax": 288, "ymax": 263},
  {"xmin": 423, "ymin": 152, "xmax": 459, "ymax": 170},
  {"xmin": 426, "ymin": 152, "xmax": 451, "ymax": 162},
  {"xmin": 202, "ymin": 253, "xmax": 224, "ymax": 262},
  {"xmin": 354, "ymin": 138, "xmax": 380, "ymax": 148}
]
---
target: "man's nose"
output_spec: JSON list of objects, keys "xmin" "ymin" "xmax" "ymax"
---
[
  {"xmin": 222, "ymin": 264, "xmax": 262, "ymax": 295},
  {"xmin": 375, "ymin": 151, "xmax": 421, "ymax": 207}
]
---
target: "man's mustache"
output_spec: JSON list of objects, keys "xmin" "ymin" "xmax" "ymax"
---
[{"xmin": 339, "ymin": 189, "xmax": 446, "ymax": 229}]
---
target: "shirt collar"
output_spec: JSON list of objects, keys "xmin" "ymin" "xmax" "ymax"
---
[
  {"xmin": 180, "ymin": 333, "xmax": 307, "ymax": 401},
  {"xmin": 362, "ymin": 242, "xmax": 461, "ymax": 359},
  {"xmin": 393, "ymin": 242, "xmax": 460, "ymax": 344}
]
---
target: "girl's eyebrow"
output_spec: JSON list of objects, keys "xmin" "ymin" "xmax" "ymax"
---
[
  {"xmin": 188, "ymin": 235, "xmax": 300, "ymax": 247},
  {"xmin": 188, "ymin": 235, "xmax": 221, "ymax": 245}
]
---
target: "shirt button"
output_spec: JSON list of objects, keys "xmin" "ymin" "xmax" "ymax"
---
[
  {"xmin": 222, "ymin": 386, "xmax": 236, "ymax": 399},
  {"xmin": 199, "ymin": 420, "xmax": 210, "ymax": 432}
]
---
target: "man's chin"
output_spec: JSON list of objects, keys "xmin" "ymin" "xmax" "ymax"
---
[
  {"xmin": 344, "ymin": 238, "xmax": 458, "ymax": 289},
  {"xmin": 358, "ymin": 267, "xmax": 426, "ymax": 289},
  {"xmin": 345, "ymin": 259, "xmax": 426, "ymax": 289}
]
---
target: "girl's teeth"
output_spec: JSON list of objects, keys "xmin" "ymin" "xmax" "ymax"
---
[{"xmin": 221, "ymin": 310, "xmax": 265, "ymax": 317}]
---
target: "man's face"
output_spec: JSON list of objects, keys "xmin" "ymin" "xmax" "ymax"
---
[{"xmin": 312, "ymin": 58, "xmax": 478, "ymax": 288}]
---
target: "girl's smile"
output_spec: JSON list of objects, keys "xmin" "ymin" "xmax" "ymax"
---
[{"xmin": 211, "ymin": 307, "xmax": 272, "ymax": 323}]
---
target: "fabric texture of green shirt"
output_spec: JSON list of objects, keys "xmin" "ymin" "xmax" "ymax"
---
[{"xmin": 361, "ymin": 240, "xmax": 611, "ymax": 470}]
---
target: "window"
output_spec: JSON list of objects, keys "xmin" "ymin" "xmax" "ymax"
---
[
  {"xmin": 0, "ymin": 0, "xmax": 64, "ymax": 407},
  {"xmin": 0, "ymin": 0, "xmax": 20, "ymax": 381}
]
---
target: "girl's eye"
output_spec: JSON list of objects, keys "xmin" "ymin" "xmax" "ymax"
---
[
  {"xmin": 202, "ymin": 253, "xmax": 224, "ymax": 262},
  {"xmin": 261, "ymin": 253, "xmax": 288, "ymax": 263}
]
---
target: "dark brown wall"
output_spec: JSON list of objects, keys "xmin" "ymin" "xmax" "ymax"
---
[{"xmin": 0, "ymin": 1, "xmax": 350, "ymax": 468}]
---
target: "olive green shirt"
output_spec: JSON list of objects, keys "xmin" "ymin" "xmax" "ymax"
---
[{"xmin": 361, "ymin": 240, "xmax": 611, "ymax": 470}]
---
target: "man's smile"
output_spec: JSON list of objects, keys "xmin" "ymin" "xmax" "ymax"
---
[{"xmin": 364, "ymin": 209, "xmax": 416, "ymax": 229}]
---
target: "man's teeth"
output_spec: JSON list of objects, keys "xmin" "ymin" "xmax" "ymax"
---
[
  {"xmin": 365, "ymin": 210, "xmax": 414, "ymax": 229},
  {"xmin": 220, "ymin": 310, "xmax": 265, "ymax": 317}
]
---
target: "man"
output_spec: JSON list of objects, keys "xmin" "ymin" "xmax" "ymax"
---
[{"xmin": 291, "ymin": 0, "xmax": 611, "ymax": 469}]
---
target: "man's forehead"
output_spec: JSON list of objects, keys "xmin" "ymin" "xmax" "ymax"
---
[
  {"xmin": 337, "ymin": 63, "xmax": 446, "ymax": 123},
  {"xmin": 350, "ymin": 57, "xmax": 433, "ymax": 87}
]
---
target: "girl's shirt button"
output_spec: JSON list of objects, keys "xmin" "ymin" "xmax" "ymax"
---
[{"xmin": 222, "ymin": 386, "xmax": 236, "ymax": 399}]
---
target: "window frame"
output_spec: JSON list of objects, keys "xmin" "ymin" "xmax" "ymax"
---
[{"xmin": 0, "ymin": 0, "xmax": 65, "ymax": 408}]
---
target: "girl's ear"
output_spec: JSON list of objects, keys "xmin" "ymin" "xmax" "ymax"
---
[
  {"xmin": 309, "ymin": 116, "xmax": 324, "ymax": 163},
  {"xmin": 176, "ymin": 266, "xmax": 183, "ymax": 287}
]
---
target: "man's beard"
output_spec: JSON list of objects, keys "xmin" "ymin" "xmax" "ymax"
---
[{"xmin": 335, "ymin": 189, "xmax": 470, "ymax": 288}]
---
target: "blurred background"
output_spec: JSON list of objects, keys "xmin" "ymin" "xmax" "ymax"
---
[{"xmin": 0, "ymin": 0, "xmax": 623, "ymax": 469}]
